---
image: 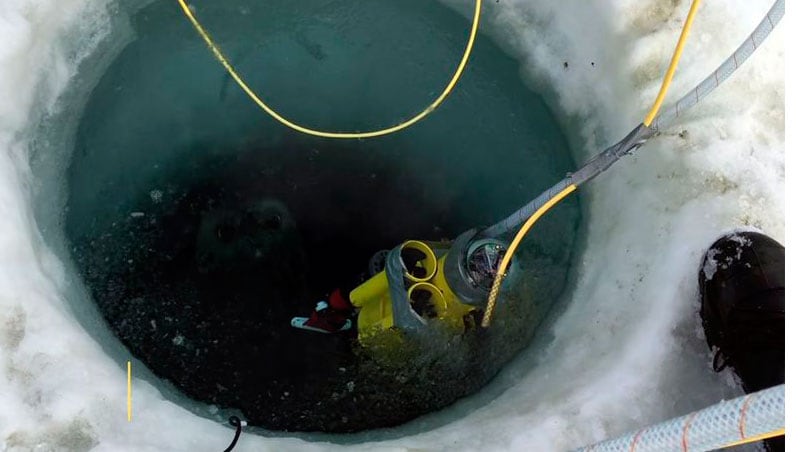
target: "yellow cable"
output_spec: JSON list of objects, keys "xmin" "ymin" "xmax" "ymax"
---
[
  {"xmin": 643, "ymin": 0, "xmax": 701, "ymax": 126},
  {"xmin": 177, "ymin": 0, "xmax": 482, "ymax": 139},
  {"xmin": 482, "ymin": 184, "xmax": 577, "ymax": 328},
  {"xmin": 722, "ymin": 428, "xmax": 785, "ymax": 448},
  {"xmin": 483, "ymin": 0, "xmax": 703, "ymax": 327}
]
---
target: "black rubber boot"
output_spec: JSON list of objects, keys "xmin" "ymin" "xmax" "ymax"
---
[{"xmin": 699, "ymin": 231, "xmax": 785, "ymax": 451}]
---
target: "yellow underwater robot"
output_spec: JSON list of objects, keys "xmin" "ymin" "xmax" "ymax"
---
[{"xmin": 350, "ymin": 231, "xmax": 509, "ymax": 343}]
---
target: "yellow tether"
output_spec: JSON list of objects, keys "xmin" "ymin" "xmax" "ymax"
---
[
  {"xmin": 643, "ymin": 0, "xmax": 701, "ymax": 126},
  {"xmin": 177, "ymin": 0, "xmax": 482, "ymax": 139},
  {"xmin": 483, "ymin": 0, "xmax": 701, "ymax": 327},
  {"xmin": 482, "ymin": 184, "xmax": 577, "ymax": 328}
]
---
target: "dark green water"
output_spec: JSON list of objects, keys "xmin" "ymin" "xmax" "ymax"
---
[{"xmin": 65, "ymin": 0, "xmax": 579, "ymax": 433}]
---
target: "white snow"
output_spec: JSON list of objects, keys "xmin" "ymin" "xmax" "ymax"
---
[{"xmin": 0, "ymin": 0, "xmax": 785, "ymax": 451}]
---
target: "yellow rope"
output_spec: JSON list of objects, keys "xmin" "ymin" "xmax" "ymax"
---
[
  {"xmin": 722, "ymin": 428, "xmax": 785, "ymax": 448},
  {"xmin": 482, "ymin": 184, "xmax": 577, "ymax": 328},
  {"xmin": 643, "ymin": 0, "xmax": 701, "ymax": 126},
  {"xmin": 483, "ymin": 0, "xmax": 702, "ymax": 327},
  {"xmin": 177, "ymin": 0, "xmax": 482, "ymax": 139}
]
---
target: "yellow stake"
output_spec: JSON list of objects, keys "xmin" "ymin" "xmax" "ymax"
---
[
  {"xmin": 722, "ymin": 428, "xmax": 785, "ymax": 448},
  {"xmin": 127, "ymin": 361, "xmax": 132, "ymax": 422}
]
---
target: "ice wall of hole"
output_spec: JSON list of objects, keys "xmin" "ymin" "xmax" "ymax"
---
[{"xmin": 34, "ymin": 0, "xmax": 582, "ymax": 435}]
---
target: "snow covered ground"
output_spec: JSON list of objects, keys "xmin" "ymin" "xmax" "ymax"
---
[{"xmin": 0, "ymin": 0, "xmax": 785, "ymax": 451}]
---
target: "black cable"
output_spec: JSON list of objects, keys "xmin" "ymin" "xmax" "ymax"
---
[{"xmin": 223, "ymin": 416, "xmax": 243, "ymax": 452}]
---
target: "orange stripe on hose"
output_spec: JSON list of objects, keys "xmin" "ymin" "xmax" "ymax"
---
[
  {"xmin": 629, "ymin": 427, "xmax": 646, "ymax": 452},
  {"xmin": 681, "ymin": 412, "xmax": 699, "ymax": 452},
  {"xmin": 739, "ymin": 394, "xmax": 755, "ymax": 439}
]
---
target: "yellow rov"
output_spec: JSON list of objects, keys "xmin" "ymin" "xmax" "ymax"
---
[{"xmin": 349, "ymin": 232, "xmax": 509, "ymax": 343}]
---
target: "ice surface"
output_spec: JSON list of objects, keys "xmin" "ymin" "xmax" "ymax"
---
[{"xmin": 0, "ymin": 0, "xmax": 784, "ymax": 451}]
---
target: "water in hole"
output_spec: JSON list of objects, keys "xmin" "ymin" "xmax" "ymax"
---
[{"xmin": 64, "ymin": 0, "xmax": 579, "ymax": 432}]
